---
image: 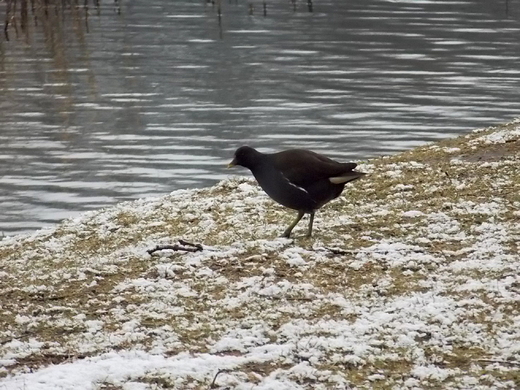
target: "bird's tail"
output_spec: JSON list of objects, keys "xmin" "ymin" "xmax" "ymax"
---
[{"xmin": 329, "ymin": 171, "xmax": 366, "ymax": 184}]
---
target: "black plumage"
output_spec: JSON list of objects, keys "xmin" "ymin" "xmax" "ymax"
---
[{"xmin": 228, "ymin": 146, "xmax": 366, "ymax": 238}]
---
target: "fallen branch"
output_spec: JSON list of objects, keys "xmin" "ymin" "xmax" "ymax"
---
[{"xmin": 147, "ymin": 240, "xmax": 203, "ymax": 255}]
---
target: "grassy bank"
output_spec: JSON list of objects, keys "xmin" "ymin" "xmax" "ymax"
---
[{"xmin": 1, "ymin": 120, "xmax": 519, "ymax": 389}]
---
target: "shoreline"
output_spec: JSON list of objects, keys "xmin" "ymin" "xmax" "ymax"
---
[{"xmin": 1, "ymin": 120, "xmax": 519, "ymax": 389}]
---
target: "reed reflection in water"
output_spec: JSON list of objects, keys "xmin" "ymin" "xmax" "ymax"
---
[{"xmin": 1, "ymin": 0, "xmax": 520, "ymax": 235}]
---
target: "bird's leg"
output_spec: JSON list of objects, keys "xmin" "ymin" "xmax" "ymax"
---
[
  {"xmin": 306, "ymin": 211, "xmax": 315, "ymax": 238},
  {"xmin": 281, "ymin": 210, "xmax": 305, "ymax": 238}
]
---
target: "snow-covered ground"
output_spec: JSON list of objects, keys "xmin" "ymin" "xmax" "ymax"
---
[{"xmin": 1, "ymin": 120, "xmax": 519, "ymax": 389}]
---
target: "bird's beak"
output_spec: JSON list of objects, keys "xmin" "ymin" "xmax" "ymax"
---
[{"xmin": 227, "ymin": 157, "xmax": 237, "ymax": 168}]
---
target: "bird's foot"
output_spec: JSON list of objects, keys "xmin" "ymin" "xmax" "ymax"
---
[{"xmin": 281, "ymin": 228, "xmax": 294, "ymax": 238}]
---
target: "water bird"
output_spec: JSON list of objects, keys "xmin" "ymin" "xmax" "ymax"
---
[{"xmin": 228, "ymin": 146, "xmax": 366, "ymax": 238}]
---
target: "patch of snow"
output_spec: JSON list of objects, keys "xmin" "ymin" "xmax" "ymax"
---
[
  {"xmin": 402, "ymin": 210, "xmax": 424, "ymax": 218},
  {"xmin": 441, "ymin": 147, "xmax": 461, "ymax": 153},
  {"xmin": 473, "ymin": 125, "xmax": 520, "ymax": 144}
]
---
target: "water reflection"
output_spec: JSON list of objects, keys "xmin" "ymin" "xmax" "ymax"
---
[{"xmin": 1, "ymin": 0, "xmax": 520, "ymax": 235}]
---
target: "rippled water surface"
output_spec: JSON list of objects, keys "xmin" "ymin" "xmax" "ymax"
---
[{"xmin": 1, "ymin": 0, "xmax": 520, "ymax": 235}]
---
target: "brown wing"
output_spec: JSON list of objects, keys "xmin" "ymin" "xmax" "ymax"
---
[{"xmin": 269, "ymin": 149, "xmax": 357, "ymax": 187}]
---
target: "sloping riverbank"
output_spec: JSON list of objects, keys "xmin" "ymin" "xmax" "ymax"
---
[{"xmin": 1, "ymin": 120, "xmax": 519, "ymax": 389}]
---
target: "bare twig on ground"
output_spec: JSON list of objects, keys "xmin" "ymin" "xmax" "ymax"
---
[
  {"xmin": 476, "ymin": 359, "xmax": 520, "ymax": 367},
  {"xmin": 147, "ymin": 240, "xmax": 203, "ymax": 255},
  {"xmin": 208, "ymin": 369, "xmax": 230, "ymax": 389}
]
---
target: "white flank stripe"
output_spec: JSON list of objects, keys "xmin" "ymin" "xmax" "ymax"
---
[{"xmin": 283, "ymin": 174, "xmax": 309, "ymax": 194}]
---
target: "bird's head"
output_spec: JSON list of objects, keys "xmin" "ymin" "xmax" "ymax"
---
[{"xmin": 228, "ymin": 146, "xmax": 262, "ymax": 169}]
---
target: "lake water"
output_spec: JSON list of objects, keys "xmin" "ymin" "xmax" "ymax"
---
[{"xmin": 1, "ymin": 0, "xmax": 520, "ymax": 235}]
